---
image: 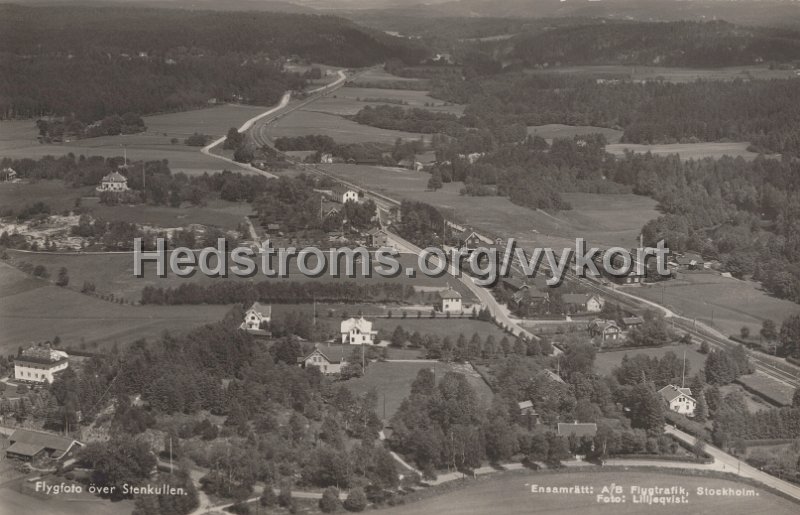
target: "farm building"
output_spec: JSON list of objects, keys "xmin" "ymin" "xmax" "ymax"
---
[
  {"xmin": 366, "ymin": 228, "xmax": 389, "ymax": 248},
  {"xmin": 341, "ymin": 317, "xmax": 377, "ymax": 345},
  {"xmin": 588, "ymin": 319, "xmax": 622, "ymax": 345},
  {"xmin": 331, "ymin": 184, "xmax": 359, "ymax": 204},
  {"xmin": 621, "ymin": 316, "xmax": 645, "ymax": 330},
  {"xmin": 1, "ymin": 167, "xmax": 17, "ymax": 181},
  {"xmin": 240, "ymin": 302, "xmax": 271, "ymax": 332},
  {"xmin": 299, "ymin": 348, "xmax": 345, "ymax": 375},
  {"xmin": 518, "ymin": 400, "xmax": 539, "ymax": 428},
  {"xmin": 438, "ymin": 286, "xmax": 462, "ymax": 314},
  {"xmin": 563, "ymin": 293, "xmax": 604, "ymax": 313},
  {"xmin": 676, "ymin": 253, "xmax": 705, "ymax": 270},
  {"xmin": 14, "ymin": 344, "xmax": 69, "ymax": 384},
  {"xmin": 96, "ymin": 171, "xmax": 129, "ymax": 192},
  {"xmin": 5, "ymin": 429, "xmax": 83, "ymax": 462},
  {"xmin": 658, "ymin": 385, "xmax": 696, "ymax": 416}
]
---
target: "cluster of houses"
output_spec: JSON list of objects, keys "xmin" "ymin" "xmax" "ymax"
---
[
  {"xmin": 14, "ymin": 343, "xmax": 69, "ymax": 384},
  {"xmin": 5, "ymin": 428, "xmax": 84, "ymax": 463}
]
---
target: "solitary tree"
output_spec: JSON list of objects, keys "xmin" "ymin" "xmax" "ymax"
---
[
  {"xmin": 740, "ymin": 326, "xmax": 750, "ymax": 340},
  {"xmin": 56, "ymin": 267, "xmax": 69, "ymax": 287},
  {"xmin": 427, "ymin": 170, "xmax": 443, "ymax": 191}
]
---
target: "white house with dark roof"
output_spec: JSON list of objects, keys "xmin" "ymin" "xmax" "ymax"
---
[
  {"xmin": 563, "ymin": 293, "xmax": 604, "ymax": 313},
  {"xmin": 14, "ymin": 344, "xmax": 69, "ymax": 384},
  {"xmin": 341, "ymin": 317, "xmax": 377, "ymax": 345},
  {"xmin": 241, "ymin": 302, "xmax": 271, "ymax": 332},
  {"xmin": 331, "ymin": 184, "xmax": 358, "ymax": 204},
  {"xmin": 299, "ymin": 348, "xmax": 345, "ymax": 374},
  {"xmin": 438, "ymin": 286, "xmax": 462, "ymax": 314},
  {"xmin": 658, "ymin": 385, "xmax": 696, "ymax": 416},
  {"xmin": 97, "ymin": 171, "xmax": 129, "ymax": 192},
  {"xmin": 1, "ymin": 167, "xmax": 17, "ymax": 182}
]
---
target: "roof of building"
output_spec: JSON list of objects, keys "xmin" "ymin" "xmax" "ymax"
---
[
  {"xmin": 589, "ymin": 319, "xmax": 620, "ymax": 332},
  {"xmin": 247, "ymin": 302, "xmax": 272, "ymax": 317},
  {"xmin": 462, "ymin": 231, "xmax": 494, "ymax": 246},
  {"xmin": 341, "ymin": 317, "xmax": 374, "ymax": 332},
  {"xmin": 557, "ymin": 422, "xmax": 598, "ymax": 438},
  {"xmin": 518, "ymin": 400, "xmax": 534, "ymax": 410},
  {"xmin": 438, "ymin": 287, "xmax": 462, "ymax": 299},
  {"xmin": 562, "ymin": 293, "xmax": 594, "ymax": 305},
  {"xmin": 16, "ymin": 345, "xmax": 68, "ymax": 366},
  {"xmin": 622, "ymin": 316, "xmax": 645, "ymax": 326},
  {"xmin": 543, "ymin": 369, "xmax": 565, "ymax": 384},
  {"xmin": 658, "ymin": 385, "xmax": 695, "ymax": 403},
  {"xmin": 303, "ymin": 348, "xmax": 342, "ymax": 365},
  {"xmin": 332, "ymin": 184, "xmax": 357, "ymax": 195},
  {"xmin": 676, "ymin": 253, "xmax": 704, "ymax": 265},
  {"xmin": 8, "ymin": 429, "xmax": 82, "ymax": 458},
  {"xmin": 367, "ymin": 228, "xmax": 386, "ymax": 236},
  {"xmin": 102, "ymin": 171, "xmax": 127, "ymax": 183}
]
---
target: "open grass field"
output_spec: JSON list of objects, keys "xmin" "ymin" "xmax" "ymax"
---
[
  {"xmin": 344, "ymin": 360, "xmax": 493, "ymax": 421},
  {"xmin": 530, "ymin": 64, "xmax": 800, "ymax": 83},
  {"xmin": 375, "ymin": 469, "xmax": 799, "ymax": 515},
  {"xmin": 528, "ymin": 124, "xmax": 623, "ymax": 144},
  {"xmin": 0, "ymin": 180, "xmax": 93, "ymax": 213},
  {"xmin": 266, "ymin": 109, "xmax": 428, "ymax": 145},
  {"xmin": 594, "ymin": 344, "xmax": 707, "ymax": 377},
  {"xmin": 4, "ymin": 249, "xmax": 477, "ymax": 304},
  {"xmin": 350, "ymin": 67, "xmax": 426, "ymax": 85},
  {"xmin": 632, "ymin": 273, "xmax": 799, "ymax": 339},
  {"xmin": 308, "ymin": 86, "xmax": 464, "ymax": 116},
  {"xmin": 0, "ymin": 103, "xmax": 274, "ymax": 175},
  {"xmin": 321, "ymin": 164, "xmax": 659, "ymax": 250},
  {"xmin": 0, "ymin": 261, "xmax": 228, "ymax": 354},
  {"xmin": 85, "ymin": 197, "xmax": 252, "ymax": 231},
  {"xmin": 606, "ymin": 142, "xmax": 763, "ymax": 161}
]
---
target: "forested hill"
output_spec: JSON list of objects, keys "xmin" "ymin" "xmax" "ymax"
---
[
  {"xmin": 507, "ymin": 20, "xmax": 800, "ymax": 68},
  {"xmin": 0, "ymin": 5, "xmax": 427, "ymax": 120},
  {"xmin": 0, "ymin": 5, "xmax": 426, "ymax": 66}
]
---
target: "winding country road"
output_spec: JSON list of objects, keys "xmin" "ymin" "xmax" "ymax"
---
[{"xmin": 199, "ymin": 92, "xmax": 291, "ymax": 179}]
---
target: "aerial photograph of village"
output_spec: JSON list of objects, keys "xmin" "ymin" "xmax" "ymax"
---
[{"xmin": 2, "ymin": 0, "xmax": 800, "ymax": 514}]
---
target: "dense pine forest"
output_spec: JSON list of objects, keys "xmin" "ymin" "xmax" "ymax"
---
[
  {"xmin": 0, "ymin": 5, "xmax": 427, "ymax": 120},
  {"xmin": 507, "ymin": 20, "xmax": 800, "ymax": 68}
]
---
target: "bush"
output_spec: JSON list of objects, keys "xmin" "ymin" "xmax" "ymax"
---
[
  {"xmin": 343, "ymin": 487, "xmax": 367, "ymax": 512},
  {"xmin": 227, "ymin": 502, "xmax": 250, "ymax": 515},
  {"xmin": 319, "ymin": 487, "xmax": 340, "ymax": 513},
  {"xmin": 260, "ymin": 486, "xmax": 277, "ymax": 507}
]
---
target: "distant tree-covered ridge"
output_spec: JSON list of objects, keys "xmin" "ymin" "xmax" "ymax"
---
[
  {"xmin": 507, "ymin": 20, "xmax": 800, "ymax": 68},
  {"xmin": 432, "ymin": 73, "xmax": 800, "ymax": 155},
  {"xmin": 0, "ymin": 5, "xmax": 427, "ymax": 121}
]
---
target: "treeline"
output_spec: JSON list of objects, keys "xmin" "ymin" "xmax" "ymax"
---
[
  {"xmin": 508, "ymin": 20, "xmax": 800, "ymax": 68},
  {"xmin": 140, "ymin": 281, "xmax": 413, "ymax": 305},
  {"xmin": 0, "ymin": 155, "xmax": 270, "ymax": 206},
  {"xmin": 713, "ymin": 392, "xmax": 800, "ymax": 442},
  {"xmin": 0, "ymin": 4, "xmax": 427, "ymax": 120},
  {"xmin": 433, "ymin": 73, "xmax": 800, "ymax": 154},
  {"xmin": 36, "ymin": 113, "xmax": 145, "ymax": 143},
  {"xmin": 352, "ymin": 105, "xmax": 466, "ymax": 138},
  {"xmin": 275, "ymin": 134, "xmax": 425, "ymax": 165}
]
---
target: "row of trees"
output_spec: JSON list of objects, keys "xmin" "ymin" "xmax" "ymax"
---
[{"xmin": 140, "ymin": 281, "xmax": 412, "ymax": 306}]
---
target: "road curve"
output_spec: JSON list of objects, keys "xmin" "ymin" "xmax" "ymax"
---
[
  {"xmin": 199, "ymin": 92, "xmax": 292, "ymax": 178},
  {"xmin": 666, "ymin": 425, "xmax": 800, "ymax": 501}
]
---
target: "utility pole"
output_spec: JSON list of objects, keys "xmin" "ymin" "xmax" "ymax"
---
[{"xmin": 681, "ymin": 350, "xmax": 686, "ymax": 388}]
